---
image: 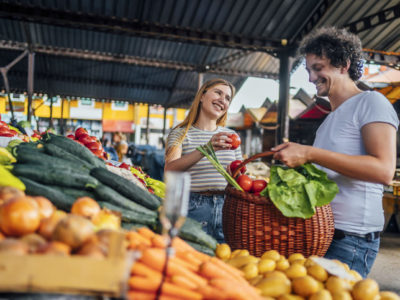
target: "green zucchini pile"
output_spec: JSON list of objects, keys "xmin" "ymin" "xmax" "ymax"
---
[{"xmin": 10, "ymin": 133, "xmax": 217, "ymax": 255}]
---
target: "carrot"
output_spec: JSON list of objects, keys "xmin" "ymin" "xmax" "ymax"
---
[
  {"xmin": 126, "ymin": 231, "xmax": 152, "ymax": 248},
  {"xmin": 137, "ymin": 227, "xmax": 156, "ymax": 239},
  {"xmin": 127, "ymin": 291, "xmax": 182, "ymax": 300},
  {"xmin": 176, "ymin": 251, "xmax": 203, "ymax": 267},
  {"xmin": 151, "ymin": 234, "xmax": 168, "ymax": 248},
  {"xmin": 195, "ymin": 285, "xmax": 230, "ymax": 300},
  {"xmin": 210, "ymin": 278, "xmax": 249, "ymax": 300},
  {"xmin": 199, "ymin": 260, "xmax": 239, "ymax": 281},
  {"xmin": 140, "ymin": 248, "xmax": 208, "ymax": 287},
  {"xmin": 173, "ymin": 256, "xmax": 199, "ymax": 272},
  {"xmin": 129, "ymin": 276, "xmax": 202, "ymax": 300},
  {"xmin": 210, "ymin": 257, "xmax": 246, "ymax": 283},
  {"xmin": 131, "ymin": 262, "xmax": 161, "ymax": 278},
  {"xmin": 170, "ymin": 275, "xmax": 198, "ymax": 290}
]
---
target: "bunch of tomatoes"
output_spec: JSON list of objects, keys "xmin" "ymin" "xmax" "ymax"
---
[
  {"xmin": 67, "ymin": 128, "xmax": 108, "ymax": 160},
  {"xmin": 229, "ymin": 159, "xmax": 268, "ymax": 195}
]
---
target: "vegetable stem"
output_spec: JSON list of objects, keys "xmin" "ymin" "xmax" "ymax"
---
[{"xmin": 197, "ymin": 144, "xmax": 243, "ymax": 191}]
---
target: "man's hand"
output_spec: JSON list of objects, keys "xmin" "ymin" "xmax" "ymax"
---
[{"xmin": 271, "ymin": 142, "xmax": 311, "ymax": 168}]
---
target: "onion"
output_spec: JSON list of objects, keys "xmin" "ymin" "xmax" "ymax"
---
[
  {"xmin": 91, "ymin": 209, "xmax": 121, "ymax": 231},
  {"xmin": 33, "ymin": 196, "xmax": 55, "ymax": 220},
  {"xmin": 71, "ymin": 197, "xmax": 101, "ymax": 219},
  {"xmin": 21, "ymin": 233, "xmax": 48, "ymax": 253},
  {"xmin": 0, "ymin": 197, "xmax": 41, "ymax": 237},
  {"xmin": 76, "ymin": 239, "xmax": 106, "ymax": 259},
  {"xmin": 38, "ymin": 210, "xmax": 67, "ymax": 240},
  {"xmin": 0, "ymin": 186, "xmax": 24, "ymax": 205},
  {"xmin": 0, "ymin": 238, "xmax": 29, "ymax": 255},
  {"xmin": 52, "ymin": 215, "xmax": 94, "ymax": 250},
  {"xmin": 37, "ymin": 241, "xmax": 71, "ymax": 256}
]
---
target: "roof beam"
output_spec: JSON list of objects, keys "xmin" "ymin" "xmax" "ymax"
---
[
  {"xmin": 0, "ymin": 2, "xmax": 284, "ymax": 52},
  {"xmin": 0, "ymin": 40, "xmax": 277, "ymax": 78},
  {"xmin": 345, "ymin": 4, "xmax": 400, "ymax": 34}
]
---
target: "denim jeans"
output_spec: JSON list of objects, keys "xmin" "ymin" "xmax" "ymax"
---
[
  {"xmin": 188, "ymin": 192, "xmax": 225, "ymax": 244},
  {"xmin": 324, "ymin": 233, "xmax": 380, "ymax": 278}
]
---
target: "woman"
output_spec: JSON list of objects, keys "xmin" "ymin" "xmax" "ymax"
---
[{"xmin": 165, "ymin": 78, "xmax": 243, "ymax": 242}]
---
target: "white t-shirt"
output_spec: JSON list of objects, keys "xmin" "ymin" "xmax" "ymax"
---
[{"xmin": 313, "ymin": 91, "xmax": 399, "ymax": 233}]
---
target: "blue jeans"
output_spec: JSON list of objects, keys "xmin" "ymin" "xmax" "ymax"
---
[
  {"xmin": 188, "ymin": 192, "xmax": 225, "ymax": 244},
  {"xmin": 324, "ymin": 233, "xmax": 380, "ymax": 278}
]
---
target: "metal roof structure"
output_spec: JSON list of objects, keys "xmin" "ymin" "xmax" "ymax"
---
[{"xmin": 0, "ymin": 0, "xmax": 399, "ymax": 139}]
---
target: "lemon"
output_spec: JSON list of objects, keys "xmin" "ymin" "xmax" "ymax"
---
[
  {"xmin": 351, "ymin": 279, "xmax": 379, "ymax": 300},
  {"xmin": 292, "ymin": 275, "xmax": 319, "ymax": 297},
  {"xmin": 264, "ymin": 270, "xmax": 289, "ymax": 281},
  {"xmin": 276, "ymin": 258, "xmax": 290, "ymax": 271},
  {"xmin": 307, "ymin": 264, "xmax": 328, "ymax": 282},
  {"xmin": 288, "ymin": 253, "xmax": 305, "ymax": 264},
  {"xmin": 249, "ymin": 274, "xmax": 263, "ymax": 286},
  {"xmin": 261, "ymin": 249, "xmax": 281, "ymax": 261},
  {"xmin": 228, "ymin": 255, "xmax": 259, "ymax": 268},
  {"xmin": 278, "ymin": 295, "xmax": 305, "ymax": 300},
  {"xmin": 285, "ymin": 264, "xmax": 307, "ymax": 279},
  {"xmin": 258, "ymin": 258, "xmax": 276, "ymax": 274},
  {"xmin": 256, "ymin": 276, "xmax": 291, "ymax": 297},
  {"xmin": 215, "ymin": 243, "xmax": 231, "ymax": 260},
  {"xmin": 325, "ymin": 276, "xmax": 351, "ymax": 294},
  {"xmin": 331, "ymin": 291, "xmax": 352, "ymax": 300},
  {"xmin": 348, "ymin": 269, "xmax": 362, "ymax": 282},
  {"xmin": 242, "ymin": 262, "xmax": 259, "ymax": 280},
  {"xmin": 291, "ymin": 258, "xmax": 306, "ymax": 266},
  {"xmin": 309, "ymin": 289, "xmax": 333, "ymax": 300},
  {"xmin": 380, "ymin": 291, "xmax": 400, "ymax": 300}
]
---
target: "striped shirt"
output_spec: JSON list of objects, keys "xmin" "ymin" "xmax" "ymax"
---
[{"xmin": 166, "ymin": 126, "xmax": 242, "ymax": 192}]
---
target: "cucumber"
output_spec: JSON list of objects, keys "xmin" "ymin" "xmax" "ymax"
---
[
  {"xmin": 185, "ymin": 240, "xmax": 215, "ymax": 256},
  {"xmin": 98, "ymin": 201, "xmax": 157, "ymax": 225},
  {"xmin": 43, "ymin": 143, "xmax": 92, "ymax": 170},
  {"xmin": 44, "ymin": 133, "xmax": 105, "ymax": 169},
  {"xmin": 49, "ymin": 185, "xmax": 97, "ymax": 201},
  {"xmin": 90, "ymin": 167, "xmax": 160, "ymax": 210},
  {"xmin": 93, "ymin": 184, "xmax": 157, "ymax": 218},
  {"xmin": 19, "ymin": 177, "xmax": 75, "ymax": 211},
  {"xmin": 12, "ymin": 164, "xmax": 98, "ymax": 189},
  {"xmin": 16, "ymin": 148, "xmax": 90, "ymax": 173},
  {"xmin": 178, "ymin": 218, "xmax": 218, "ymax": 250},
  {"xmin": 12, "ymin": 142, "xmax": 44, "ymax": 157}
]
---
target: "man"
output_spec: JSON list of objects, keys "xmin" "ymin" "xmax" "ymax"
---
[{"xmin": 272, "ymin": 27, "xmax": 399, "ymax": 277}]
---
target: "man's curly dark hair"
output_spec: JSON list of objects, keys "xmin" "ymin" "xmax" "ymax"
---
[{"xmin": 298, "ymin": 27, "xmax": 364, "ymax": 81}]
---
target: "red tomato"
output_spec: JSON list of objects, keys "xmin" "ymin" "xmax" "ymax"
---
[
  {"xmin": 90, "ymin": 148, "xmax": 103, "ymax": 156},
  {"xmin": 251, "ymin": 179, "xmax": 267, "ymax": 193},
  {"xmin": 75, "ymin": 127, "xmax": 88, "ymax": 139},
  {"xmin": 229, "ymin": 160, "xmax": 246, "ymax": 175},
  {"xmin": 74, "ymin": 140, "xmax": 85, "ymax": 146},
  {"xmin": 66, "ymin": 134, "xmax": 75, "ymax": 140},
  {"xmin": 119, "ymin": 162, "xmax": 130, "ymax": 170},
  {"xmin": 229, "ymin": 134, "xmax": 241, "ymax": 150},
  {"xmin": 0, "ymin": 121, "xmax": 8, "ymax": 129},
  {"xmin": 86, "ymin": 141, "xmax": 102, "ymax": 151},
  {"xmin": 0, "ymin": 131, "xmax": 14, "ymax": 137},
  {"xmin": 78, "ymin": 134, "xmax": 93, "ymax": 145},
  {"xmin": 237, "ymin": 174, "xmax": 253, "ymax": 192}
]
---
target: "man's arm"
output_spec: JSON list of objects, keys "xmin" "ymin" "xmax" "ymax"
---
[{"xmin": 272, "ymin": 122, "xmax": 397, "ymax": 185}]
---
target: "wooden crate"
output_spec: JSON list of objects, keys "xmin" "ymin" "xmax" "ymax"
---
[{"xmin": 0, "ymin": 231, "xmax": 134, "ymax": 298}]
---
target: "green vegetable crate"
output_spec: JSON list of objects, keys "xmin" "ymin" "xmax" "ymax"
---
[{"xmin": 222, "ymin": 151, "xmax": 335, "ymax": 258}]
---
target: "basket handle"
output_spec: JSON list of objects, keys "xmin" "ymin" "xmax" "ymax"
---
[{"xmin": 232, "ymin": 151, "xmax": 275, "ymax": 178}]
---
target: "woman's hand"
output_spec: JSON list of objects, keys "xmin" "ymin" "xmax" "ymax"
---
[
  {"xmin": 209, "ymin": 132, "xmax": 233, "ymax": 151},
  {"xmin": 271, "ymin": 142, "xmax": 311, "ymax": 168}
]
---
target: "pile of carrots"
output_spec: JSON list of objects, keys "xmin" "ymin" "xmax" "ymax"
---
[{"xmin": 126, "ymin": 227, "xmax": 262, "ymax": 300}]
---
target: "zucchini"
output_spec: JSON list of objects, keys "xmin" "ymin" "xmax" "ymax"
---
[
  {"xmin": 43, "ymin": 143, "xmax": 92, "ymax": 170},
  {"xmin": 19, "ymin": 176, "xmax": 75, "ymax": 211},
  {"xmin": 178, "ymin": 218, "xmax": 217, "ymax": 250},
  {"xmin": 12, "ymin": 164, "xmax": 98, "ymax": 189},
  {"xmin": 98, "ymin": 201, "xmax": 157, "ymax": 225},
  {"xmin": 12, "ymin": 142, "xmax": 44, "ymax": 157},
  {"xmin": 50, "ymin": 185, "xmax": 97, "ymax": 201},
  {"xmin": 185, "ymin": 240, "xmax": 215, "ymax": 256},
  {"xmin": 90, "ymin": 167, "xmax": 160, "ymax": 210},
  {"xmin": 93, "ymin": 184, "xmax": 157, "ymax": 218},
  {"xmin": 16, "ymin": 148, "xmax": 90, "ymax": 173},
  {"xmin": 44, "ymin": 133, "xmax": 105, "ymax": 169}
]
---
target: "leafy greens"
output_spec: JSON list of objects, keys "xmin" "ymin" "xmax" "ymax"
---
[{"xmin": 260, "ymin": 164, "xmax": 338, "ymax": 219}]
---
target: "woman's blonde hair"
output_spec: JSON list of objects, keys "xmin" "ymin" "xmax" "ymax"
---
[{"xmin": 165, "ymin": 78, "xmax": 235, "ymax": 160}]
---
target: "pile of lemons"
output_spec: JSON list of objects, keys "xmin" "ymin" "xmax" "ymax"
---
[{"xmin": 215, "ymin": 243, "xmax": 399, "ymax": 300}]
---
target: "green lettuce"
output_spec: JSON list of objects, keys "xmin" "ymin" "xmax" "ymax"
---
[{"xmin": 260, "ymin": 164, "xmax": 338, "ymax": 219}]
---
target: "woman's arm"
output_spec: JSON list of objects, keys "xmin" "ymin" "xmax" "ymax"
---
[{"xmin": 272, "ymin": 122, "xmax": 397, "ymax": 185}]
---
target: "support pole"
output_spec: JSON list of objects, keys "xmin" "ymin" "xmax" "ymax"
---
[
  {"xmin": 276, "ymin": 50, "xmax": 290, "ymax": 145},
  {"xmin": 162, "ymin": 106, "xmax": 167, "ymax": 139},
  {"xmin": 146, "ymin": 104, "xmax": 150, "ymax": 145},
  {"xmin": 27, "ymin": 51, "xmax": 35, "ymax": 122},
  {"xmin": 60, "ymin": 97, "xmax": 65, "ymax": 135},
  {"xmin": 49, "ymin": 96, "xmax": 54, "ymax": 129}
]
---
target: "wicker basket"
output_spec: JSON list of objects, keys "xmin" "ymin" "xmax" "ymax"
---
[{"xmin": 222, "ymin": 151, "xmax": 335, "ymax": 258}]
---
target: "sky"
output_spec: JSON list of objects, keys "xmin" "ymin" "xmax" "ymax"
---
[{"xmin": 228, "ymin": 64, "xmax": 316, "ymax": 113}]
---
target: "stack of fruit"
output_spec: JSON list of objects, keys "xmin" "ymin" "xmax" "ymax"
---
[
  {"xmin": 215, "ymin": 243, "xmax": 399, "ymax": 299},
  {"xmin": 67, "ymin": 127, "xmax": 108, "ymax": 160}
]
